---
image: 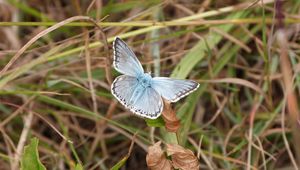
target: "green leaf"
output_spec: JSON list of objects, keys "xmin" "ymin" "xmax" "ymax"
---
[
  {"xmin": 75, "ymin": 163, "xmax": 83, "ymax": 170},
  {"xmin": 21, "ymin": 137, "xmax": 46, "ymax": 170},
  {"xmin": 110, "ymin": 156, "xmax": 129, "ymax": 170},
  {"xmin": 145, "ymin": 116, "xmax": 165, "ymax": 127}
]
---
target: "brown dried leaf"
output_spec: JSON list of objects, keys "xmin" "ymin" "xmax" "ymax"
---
[
  {"xmin": 166, "ymin": 144, "xmax": 200, "ymax": 170},
  {"xmin": 146, "ymin": 141, "xmax": 173, "ymax": 170},
  {"xmin": 162, "ymin": 101, "xmax": 180, "ymax": 132}
]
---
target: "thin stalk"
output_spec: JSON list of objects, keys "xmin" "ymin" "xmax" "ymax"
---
[{"xmin": 1, "ymin": 18, "xmax": 300, "ymax": 27}]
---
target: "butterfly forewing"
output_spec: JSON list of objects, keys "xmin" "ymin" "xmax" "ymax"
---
[
  {"xmin": 151, "ymin": 77, "xmax": 199, "ymax": 102},
  {"xmin": 113, "ymin": 37, "xmax": 144, "ymax": 76},
  {"xmin": 111, "ymin": 75, "xmax": 163, "ymax": 119}
]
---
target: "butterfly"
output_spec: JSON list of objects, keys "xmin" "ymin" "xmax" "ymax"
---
[{"xmin": 111, "ymin": 37, "xmax": 199, "ymax": 119}]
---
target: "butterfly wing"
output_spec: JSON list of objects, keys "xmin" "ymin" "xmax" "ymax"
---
[
  {"xmin": 111, "ymin": 75, "xmax": 139, "ymax": 106},
  {"xmin": 130, "ymin": 86, "xmax": 163, "ymax": 119},
  {"xmin": 111, "ymin": 75, "xmax": 163, "ymax": 119},
  {"xmin": 151, "ymin": 77, "xmax": 199, "ymax": 102},
  {"xmin": 113, "ymin": 37, "xmax": 144, "ymax": 76}
]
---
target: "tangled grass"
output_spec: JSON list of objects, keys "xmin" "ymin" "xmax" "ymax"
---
[{"xmin": 1, "ymin": 0, "xmax": 300, "ymax": 169}]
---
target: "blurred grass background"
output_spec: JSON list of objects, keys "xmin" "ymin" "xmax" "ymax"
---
[{"xmin": 1, "ymin": 0, "xmax": 300, "ymax": 169}]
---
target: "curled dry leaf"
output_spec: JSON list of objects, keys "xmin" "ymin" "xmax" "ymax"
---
[
  {"xmin": 162, "ymin": 100, "xmax": 180, "ymax": 132},
  {"xmin": 166, "ymin": 144, "xmax": 200, "ymax": 170},
  {"xmin": 146, "ymin": 141, "xmax": 173, "ymax": 170}
]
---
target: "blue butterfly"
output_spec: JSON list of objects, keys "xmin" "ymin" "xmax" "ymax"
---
[{"xmin": 111, "ymin": 37, "xmax": 199, "ymax": 119}]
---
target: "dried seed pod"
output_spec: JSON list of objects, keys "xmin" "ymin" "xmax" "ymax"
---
[
  {"xmin": 166, "ymin": 143, "xmax": 200, "ymax": 170},
  {"xmin": 146, "ymin": 141, "xmax": 173, "ymax": 170},
  {"xmin": 162, "ymin": 100, "xmax": 180, "ymax": 132}
]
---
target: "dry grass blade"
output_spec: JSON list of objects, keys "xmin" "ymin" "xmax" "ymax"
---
[
  {"xmin": 0, "ymin": 16, "xmax": 95, "ymax": 78},
  {"xmin": 277, "ymin": 30, "xmax": 300, "ymax": 166},
  {"xmin": 247, "ymin": 103, "xmax": 260, "ymax": 170},
  {"xmin": 11, "ymin": 112, "xmax": 33, "ymax": 170},
  {"xmin": 198, "ymin": 78, "xmax": 264, "ymax": 96}
]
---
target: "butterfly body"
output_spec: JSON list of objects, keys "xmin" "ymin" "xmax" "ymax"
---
[
  {"xmin": 137, "ymin": 73, "xmax": 152, "ymax": 88},
  {"xmin": 111, "ymin": 37, "xmax": 199, "ymax": 119}
]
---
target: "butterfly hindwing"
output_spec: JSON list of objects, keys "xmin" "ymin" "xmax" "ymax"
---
[
  {"xmin": 113, "ymin": 37, "xmax": 144, "ymax": 76},
  {"xmin": 151, "ymin": 77, "xmax": 199, "ymax": 102},
  {"xmin": 111, "ymin": 75, "xmax": 163, "ymax": 119},
  {"xmin": 111, "ymin": 75, "xmax": 139, "ymax": 106},
  {"xmin": 130, "ymin": 86, "xmax": 163, "ymax": 119}
]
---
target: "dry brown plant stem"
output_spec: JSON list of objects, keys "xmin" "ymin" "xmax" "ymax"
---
[
  {"xmin": 247, "ymin": 103, "xmax": 260, "ymax": 170},
  {"xmin": 277, "ymin": 30, "xmax": 300, "ymax": 166},
  {"xmin": 11, "ymin": 112, "xmax": 33, "ymax": 170}
]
